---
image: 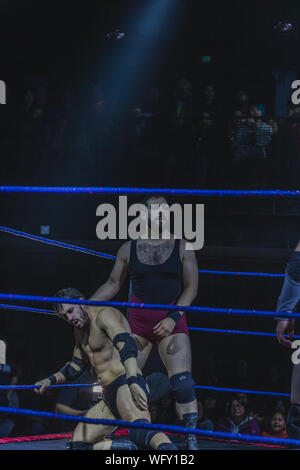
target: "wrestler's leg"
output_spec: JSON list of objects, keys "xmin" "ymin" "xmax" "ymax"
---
[
  {"xmin": 116, "ymin": 383, "xmax": 176, "ymax": 449},
  {"xmin": 158, "ymin": 333, "xmax": 197, "ymax": 418},
  {"xmin": 158, "ymin": 333, "xmax": 198, "ymax": 449},
  {"xmin": 132, "ymin": 334, "xmax": 153, "ymax": 370},
  {"xmin": 70, "ymin": 399, "xmax": 117, "ymax": 449}
]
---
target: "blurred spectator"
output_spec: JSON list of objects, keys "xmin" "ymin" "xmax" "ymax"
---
[
  {"xmin": 55, "ymin": 368, "xmax": 102, "ymax": 432},
  {"xmin": 200, "ymin": 84, "xmax": 217, "ymax": 114},
  {"xmin": 197, "ymin": 400, "xmax": 214, "ymax": 431},
  {"xmin": 262, "ymin": 411, "xmax": 287, "ymax": 439},
  {"xmin": 230, "ymin": 105, "xmax": 273, "ymax": 187},
  {"xmin": 202, "ymin": 392, "xmax": 219, "ymax": 423},
  {"xmin": 233, "ymin": 90, "xmax": 250, "ymax": 116},
  {"xmin": 0, "ymin": 339, "xmax": 19, "ymax": 438},
  {"xmin": 216, "ymin": 395, "xmax": 260, "ymax": 435}
]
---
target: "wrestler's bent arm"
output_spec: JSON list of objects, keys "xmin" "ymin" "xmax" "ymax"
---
[
  {"xmin": 153, "ymin": 243, "xmax": 199, "ymax": 338},
  {"xmin": 96, "ymin": 308, "xmax": 148, "ymax": 411},
  {"xmin": 90, "ymin": 244, "xmax": 129, "ymax": 301},
  {"xmin": 34, "ymin": 343, "xmax": 88, "ymax": 394}
]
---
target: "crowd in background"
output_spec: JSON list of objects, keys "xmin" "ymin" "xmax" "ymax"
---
[{"xmin": 2, "ymin": 75, "xmax": 300, "ymax": 188}]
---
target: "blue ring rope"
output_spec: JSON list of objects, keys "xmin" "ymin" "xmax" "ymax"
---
[
  {"xmin": 0, "ymin": 225, "xmax": 285, "ymax": 278},
  {"xmin": 0, "ymin": 303, "xmax": 54, "ymax": 315},
  {"xmin": 194, "ymin": 385, "xmax": 289, "ymax": 397},
  {"xmin": 1, "ymin": 186, "xmax": 300, "ymax": 197},
  {"xmin": 1, "ymin": 304, "xmax": 296, "ymax": 338},
  {"xmin": 0, "ymin": 293, "xmax": 298, "ymax": 319},
  {"xmin": 0, "ymin": 383, "xmax": 290, "ymax": 398},
  {"xmin": 0, "ymin": 405, "xmax": 297, "ymax": 447},
  {"xmin": 0, "ymin": 226, "xmax": 115, "ymax": 261}
]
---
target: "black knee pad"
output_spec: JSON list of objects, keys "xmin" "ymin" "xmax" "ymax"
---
[
  {"xmin": 129, "ymin": 419, "xmax": 158, "ymax": 449},
  {"xmin": 287, "ymin": 404, "xmax": 300, "ymax": 439},
  {"xmin": 170, "ymin": 371, "xmax": 195, "ymax": 404},
  {"xmin": 68, "ymin": 441, "xmax": 93, "ymax": 450}
]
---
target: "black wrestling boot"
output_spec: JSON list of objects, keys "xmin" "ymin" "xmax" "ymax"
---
[
  {"xmin": 182, "ymin": 413, "xmax": 199, "ymax": 450},
  {"xmin": 287, "ymin": 404, "xmax": 300, "ymax": 441},
  {"xmin": 111, "ymin": 439, "xmax": 138, "ymax": 450}
]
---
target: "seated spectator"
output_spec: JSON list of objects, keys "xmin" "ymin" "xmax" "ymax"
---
[
  {"xmin": 262, "ymin": 412, "xmax": 287, "ymax": 439},
  {"xmin": 216, "ymin": 395, "xmax": 260, "ymax": 436},
  {"xmin": 203, "ymin": 392, "xmax": 219, "ymax": 423},
  {"xmin": 197, "ymin": 400, "xmax": 214, "ymax": 431},
  {"xmin": 55, "ymin": 367, "xmax": 102, "ymax": 432},
  {"xmin": 0, "ymin": 339, "xmax": 19, "ymax": 438}
]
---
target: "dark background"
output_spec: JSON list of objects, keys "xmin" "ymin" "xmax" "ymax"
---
[{"xmin": 0, "ymin": 0, "xmax": 300, "ymax": 434}]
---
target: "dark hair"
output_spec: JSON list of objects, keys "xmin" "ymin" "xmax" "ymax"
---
[
  {"xmin": 227, "ymin": 395, "xmax": 249, "ymax": 416},
  {"xmin": 53, "ymin": 287, "xmax": 86, "ymax": 315},
  {"xmin": 141, "ymin": 194, "xmax": 169, "ymax": 208}
]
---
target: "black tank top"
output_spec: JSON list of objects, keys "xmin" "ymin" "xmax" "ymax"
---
[{"xmin": 129, "ymin": 239, "xmax": 183, "ymax": 304}]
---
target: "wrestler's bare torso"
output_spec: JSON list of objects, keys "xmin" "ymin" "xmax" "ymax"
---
[{"xmin": 74, "ymin": 307, "xmax": 142, "ymax": 386}]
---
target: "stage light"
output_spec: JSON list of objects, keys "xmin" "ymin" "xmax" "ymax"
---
[
  {"xmin": 106, "ymin": 29, "xmax": 126, "ymax": 41},
  {"xmin": 273, "ymin": 21, "xmax": 294, "ymax": 33}
]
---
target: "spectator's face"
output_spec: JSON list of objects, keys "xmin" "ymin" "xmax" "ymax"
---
[
  {"xmin": 271, "ymin": 413, "xmax": 286, "ymax": 433},
  {"xmin": 229, "ymin": 400, "xmax": 246, "ymax": 419}
]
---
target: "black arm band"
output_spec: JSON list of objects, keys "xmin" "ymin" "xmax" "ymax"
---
[
  {"xmin": 167, "ymin": 310, "xmax": 181, "ymax": 323},
  {"xmin": 58, "ymin": 357, "xmax": 87, "ymax": 382},
  {"xmin": 127, "ymin": 376, "xmax": 139, "ymax": 386},
  {"xmin": 112, "ymin": 333, "xmax": 138, "ymax": 364},
  {"xmin": 48, "ymin": 375, "xmax": 57, "ymax": 385}
]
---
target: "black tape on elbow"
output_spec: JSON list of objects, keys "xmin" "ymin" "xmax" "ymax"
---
[
  {"xmin": 59, "ymin": 357, "xmax": 86, "ymax": 381},
  {"xmin": 112, "ymin": 332, "xmax": 138, "ymax": 363}
]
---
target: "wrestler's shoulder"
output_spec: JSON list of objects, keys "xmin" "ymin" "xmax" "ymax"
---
[
  {"xmin": 94, "ymin": 306, "xmax": 123, "ymax": 324},
  {"xmin": 117, "ymin": 241, "xmax": 131, "ymax": 256},
  {"xmin": 116, "ymin": 241, "xmax": 132, "ymax": 263}
]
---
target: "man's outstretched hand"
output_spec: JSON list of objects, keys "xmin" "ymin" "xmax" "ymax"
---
[{"xmin": 276, "ymin": 319, "xmax": 295, "ymax": 348}]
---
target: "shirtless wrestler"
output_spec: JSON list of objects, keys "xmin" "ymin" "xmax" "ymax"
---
[
  {"xmin": 91, "ymin": 195, "xmax": 199, "ymax": 450},
  {"xmin": 34, "ymin": 288, "xmax": 177, "ymax": 450}
]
